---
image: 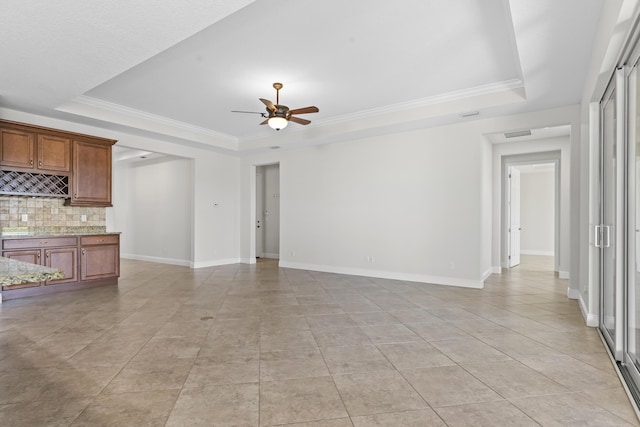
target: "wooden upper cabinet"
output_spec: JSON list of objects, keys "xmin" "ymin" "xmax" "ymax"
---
[
  {"xmin": 38, "ymin": 134, "xmax": 71, "ymax": 172},
  {"xmin": 0, "ymin": 120, "xmax": 116, "ymax": 206},
  {"xmin": 69, "ymin": 140, "xmax": 112, "ymax": 206},
  {"xmin": 0, "ymin": 127, "xmax": 35, "ymax": 169},
  {"xmin": 1, "ymin": 125, "xmax": 71, "ymax": 173}
]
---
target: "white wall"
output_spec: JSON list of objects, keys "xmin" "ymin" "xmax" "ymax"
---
[
  {"xmin": 481, "ymin": 137, "xmax": 493, "ymax": 279},
  {"xmin": 241, "ymin": 105, "xmax": 579, "ymax": 289},
  {"xmin": 114, "ymin": 157, "xmax": 193, "ymax": 266},
  {"xmin": 243, "ymin": 123, "xmax": 486, "ymax": 288},
  {"xmin": 518, "ymin": 168, "xmax": 555, "ymax": 255}
]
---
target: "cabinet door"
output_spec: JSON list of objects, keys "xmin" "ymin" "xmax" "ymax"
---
[
  {"xmin": 44, "ymin": 247, "xmax": 78, "ymax": 285},
  {"xmin": 38, "ymin": 134, "xmax": 71, "ymax": 172},
  {"xmin": 80, "ymin": 245, "xmax": 119, "ymax": 280},
  {"xmin": 0, "ymin": 128, "xmax": 35, "ymax": 169},
  {"xmin": 71, "ymin": 140, "xmax": 112, "ymax": 206},
  {"xmin": 1, "ymin": 249, "xmax": 42, "ymax": 289}
]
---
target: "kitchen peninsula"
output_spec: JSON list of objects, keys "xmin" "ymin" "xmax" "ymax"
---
[{"xmin": 0, "ymin": 255, "xmax": 63, "ymax": 286}]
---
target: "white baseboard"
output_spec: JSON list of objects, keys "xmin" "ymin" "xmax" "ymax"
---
[
  {"xmin": 122, "ymin": 253, "xmax": 242, "ymax": 269},
  {"xmin": 241, "ymin": 257, "xmax": 256, "ymax": 264},
  {"xmin": 190, "ymin": 258, "xmax": 241, "ymax": 268},
  {"xmin": 482, "ymin": 267, "xmax": 494, "ymax": 281},
  {"xmin": 121, "ymin": 253, "xmax": 190, "ymax": 267},
  {"xmin": 567, "ymin": 288, "xmax": 580, "ymax": 300},
  {"xmin": 521, "ymin": 250, "xmax": 554, "ymax": 256},
  {"xmin": 492, "ymin": 266, "xmax": 502, "ymax": 274},
  {"xmin": 573, "ymin": 289, "xmax": 599, "ymax": 327},
  {"xmin": 558, "ymin": 270, "xmax": 570, "ymax": 279},
  {"xmin": 262, "ymin": 253, "xmax": 280, "ymax": 259},
  {"xmin": 278, "ymin": 261, "xmax": 484, "ymax": 289}
]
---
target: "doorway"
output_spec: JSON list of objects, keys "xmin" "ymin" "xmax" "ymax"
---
[
  {"xmin": 256, "ymin": 163, "xmax": 280, "ymax": 259},
  {"xmin": 502, "ymin": 153, "xmax": 561, "ymax": 274},
  {"xmin": 508, "ymin": 163, "xmax": 556, "ymax": 271}
]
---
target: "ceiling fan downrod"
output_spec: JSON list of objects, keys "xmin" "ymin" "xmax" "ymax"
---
[{"xmin": 273, "ymin": 82, "xmax": 283, "ymax": 105}]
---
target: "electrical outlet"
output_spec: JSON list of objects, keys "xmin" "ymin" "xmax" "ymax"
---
[
  {"xmin": 21, "ymin": 214, "xmax": 28, "ymax": 222},
  {"xmin": 81, "ymin": 215, "xmax": 87, "ymax": 222}
]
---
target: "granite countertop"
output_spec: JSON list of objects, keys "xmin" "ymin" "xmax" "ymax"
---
[
  {"xmin": 0, "ymin": 257, "xmax": 64, "ymax": 286},
  {"xmin": 1, "ymin": 226, "xmax": 120, "ymax": 238},
  {"xmin": 1, "ymin": 231, "xmax": 121, "ymax": 239}
]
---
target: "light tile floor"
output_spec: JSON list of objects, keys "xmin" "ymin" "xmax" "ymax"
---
[{"xmin": 0, "ymin": 255, "xmax": 638, "ymax": 426}]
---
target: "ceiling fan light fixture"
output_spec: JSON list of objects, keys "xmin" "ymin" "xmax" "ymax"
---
[{"xmin": 268, "ymin": 116, "xmax": 288, "ymax": 131}]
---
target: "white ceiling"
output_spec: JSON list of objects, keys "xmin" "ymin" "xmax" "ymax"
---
[{"xmin": 1, "ymin": 0, "xmax": 603, "ymax": 154}]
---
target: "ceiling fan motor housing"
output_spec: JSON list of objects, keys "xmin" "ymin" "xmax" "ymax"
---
[{"xmin": 272, "ymin": 105, "xmax": 289, "ymax": 118}]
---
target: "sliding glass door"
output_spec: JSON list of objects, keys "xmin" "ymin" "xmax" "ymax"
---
[
  {"xmin": 599, "ymin": 72, "xmax": 622, "ymax": 358},
  {"xmin": 624, "ymin": 58, "xmax": 640, "ymax": 388}
]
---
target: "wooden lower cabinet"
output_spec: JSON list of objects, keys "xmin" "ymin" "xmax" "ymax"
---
[
  {"xmin": 80, "ymin": 235, "xmax": 119, "ymax": 280},
  {"xmin": 1, "ymin": 234, "xmax": 119, "ymax": 299},
  {"xmin": 44, "ymin": 246, "xmax": 78, "ymax": 284}
]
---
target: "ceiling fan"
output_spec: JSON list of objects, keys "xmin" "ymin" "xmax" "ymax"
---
[{"xmin": 232, "ymin": 82, "xmax": 319, "ymax": 131}]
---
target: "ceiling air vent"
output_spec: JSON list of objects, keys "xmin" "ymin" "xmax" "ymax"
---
[
  {"xmin": 459, "ymin": 111, "xmax": 479, "ymax": 118},
  {"xmin": 504, "ymin": 130, "xmax": 532, "ymax": 138}
]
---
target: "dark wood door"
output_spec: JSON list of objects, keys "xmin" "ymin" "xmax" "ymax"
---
[
  {"xmin": 0, "ymin": 128, "xmax": 35, "ymax": 169},
  {"xmin": 1, "ymin": 249, "xmax": 42, "ymax": 289},
  {"xmin": 71, "ymin": 140, "xmax": 112, "ymax": 206},
  {"xmin": 38, "ymin": 134, "xmax": 71, "ymax": 172},
  {"xmin": 44, "ymin": 247, "xmax": 78, "ymax": 285},
  {"xmin": 80, "ymin": 244, "xmax": 119, "ymax": 280}
]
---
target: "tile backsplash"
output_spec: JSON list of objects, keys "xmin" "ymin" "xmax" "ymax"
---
[{"xmin": 0, "ymin": 196, "xmax": 105, "ymax": 228}]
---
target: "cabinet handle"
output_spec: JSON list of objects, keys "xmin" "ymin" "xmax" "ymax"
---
[
  {"xmin": 30, "ymin": 159, "xmax": 33, "ymax": 166},
  {"xmin": 45, "ymin": 251, "xmax": 49, "ymax": 259},
  {"xmin": 37, "ymin": 252, "xmax": 41, "ymax": 259},
  {"xmin": 39, "ymin": 160, "xmax": 42, "ymax": 167},
  {"xmin": 81, "ymin": 249, "xmax": 85, "ymax": 256}
]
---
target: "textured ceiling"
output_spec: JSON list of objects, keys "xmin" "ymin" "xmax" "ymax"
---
[{"xmin": 1, "ymin": 0, "xmax": 603, "ymax": 153}]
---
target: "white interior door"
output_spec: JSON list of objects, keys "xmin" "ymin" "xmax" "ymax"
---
[
  {"xmin": 508, "ymin": 167, "xmax": 521, "ymax": 267},
  {"xmin": 256, "ymin": 172, "xmax": 264, "ymax": 258}
]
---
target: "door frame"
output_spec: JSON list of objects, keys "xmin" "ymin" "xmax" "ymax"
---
[
  {"xmin": 501, "ymin": 152, "xmax": 561, "ymax": 272},
  {"xmin": 507, "ymin": 166, "xmax": 522, "ymax": 267},
  {"xmin": 256, "ymin": 171, "xmax": 265, "ymax": 258},
  {"xmin": 250, "ymin": 161, "xmax": 280, "ymax": 264}
]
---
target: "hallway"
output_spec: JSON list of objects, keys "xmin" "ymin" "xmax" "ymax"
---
[{"xmin": 0, "ymin": 257, "xmax": 637, "ymax": 425}]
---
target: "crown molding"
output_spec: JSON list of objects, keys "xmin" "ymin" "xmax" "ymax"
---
[
  {"xmin": 312, "ymin": 78, "xmax": 524, "ymax": 127},
  {"xmin": 58, "ymin": 80, "xmax": 524, "ymax": 151},
  {"xmin": 238, "ymin": 78, "xmax": 525, "ymax": 146},
  {"xmin": 58, "ymin": 95, "xmax": 239, "ymax": 150}
]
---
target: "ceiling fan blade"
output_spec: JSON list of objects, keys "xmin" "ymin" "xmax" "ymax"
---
[
  {"xmin": 259, "ymin": 119, "xmax": 269, "ymax": 125},
  {"xmin": 288, "ymin": 106, "xmax": 319, "ymax": 115},
  {"xmin": 289, "ymin": 116, "xmax": 311, "ymax": 125},
  {"xmin": 259, "ymin": 98, "xmax": 276, "ymax": 111}
]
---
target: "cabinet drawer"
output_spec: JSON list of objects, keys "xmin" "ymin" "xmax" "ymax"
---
[
  {"xmin": 3, "ymin": 236, "xmax": 77, "ymax": 249},
  {"xmin": 80, "ymin": 235, "xmax": 119, "ymax": 245}
]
